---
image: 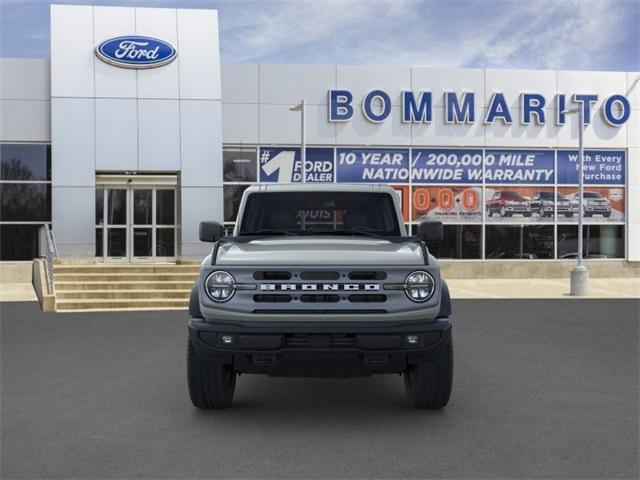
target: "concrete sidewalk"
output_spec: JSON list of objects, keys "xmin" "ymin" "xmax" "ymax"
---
[{"xmin": 448, "ymin": 278, "xmax": 640, "ymax": 299}]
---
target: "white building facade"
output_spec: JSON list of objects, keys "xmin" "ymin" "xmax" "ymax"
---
[{"xmin": 0, "ymin": 4, "xmax": 638, "ymax": 265}]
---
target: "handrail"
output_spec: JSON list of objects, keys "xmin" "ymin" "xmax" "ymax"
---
[{"xmin": 38, "ymin": 224, "xmax": 58, "ymax": 294}]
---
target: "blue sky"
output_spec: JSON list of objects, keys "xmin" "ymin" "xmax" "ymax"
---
[{"xmin": 0, "ymin": 0, "xmax": 638, "ymax": 70}]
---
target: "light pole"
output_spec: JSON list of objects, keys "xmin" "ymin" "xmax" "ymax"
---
[
  {"xmin": 289, "ymin": 100, "xmax": 306, "ymax": 183},
  {"xmin": 564, "ymin": 104, "xmax": 588, "ymax": 295}
]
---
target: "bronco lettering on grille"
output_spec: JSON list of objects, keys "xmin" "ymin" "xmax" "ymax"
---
[{"xmin": 260, "ymin": 283, "xmax": 379, "ymax": 291}]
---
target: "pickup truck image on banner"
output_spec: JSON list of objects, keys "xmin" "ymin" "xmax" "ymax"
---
[{"xmin": 557, "ymin": 187, "xmax": 624, "ymax": 223}]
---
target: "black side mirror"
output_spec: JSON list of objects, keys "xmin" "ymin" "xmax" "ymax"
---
[
  {"xmin": 416, "ymin": 220, "xmax": 443, "ymax": 243},
  {"xmin": 199, "ymin": 221, "xmax": 224, "ymax": 243}
]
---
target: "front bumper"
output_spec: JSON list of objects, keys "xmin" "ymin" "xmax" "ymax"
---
[{"xmin": 188, "ymin": 317, "xmax": 452, "ymax": 378}]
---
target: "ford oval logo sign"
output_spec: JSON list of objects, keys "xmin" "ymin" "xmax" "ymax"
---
[{"xmin": 95, "ymin": 36, "xmax": 177, "ymax": 69}]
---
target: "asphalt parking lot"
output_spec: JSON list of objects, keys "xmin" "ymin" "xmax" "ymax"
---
[{"xmin": 1, "ymin": 300, "xmax": 638, "ymax": 479}]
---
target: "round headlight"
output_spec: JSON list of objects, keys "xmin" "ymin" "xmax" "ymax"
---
[
  {"xmin": 404, "ymin": 271, "xmax": 435, "ymax": 302},
  {"xmin": 205, "ymin": 271, "xmax": 236, "ymax": 302}
]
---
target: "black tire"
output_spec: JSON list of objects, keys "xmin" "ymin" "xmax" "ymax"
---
[
  {"xmin": 603, "ymin": 211, "xmax": 611, "ymax": 218},
  {"xmin": 187, "ymin": 341, "xmax": 236, "ymax": 409},
  {"xmin": 403, "ymin": 341, "xmax": 453, "ymax": 409}
]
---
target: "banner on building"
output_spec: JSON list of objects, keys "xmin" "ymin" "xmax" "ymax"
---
[
  {"xmin": 557, "ymin": 150, "xmax": 625, "ymax": 185},
  {"xmin": 259, "ymin": 147, "xmax": 334, "ymax": 183}
]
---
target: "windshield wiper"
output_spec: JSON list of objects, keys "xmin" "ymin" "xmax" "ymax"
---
[{"xmin": 239, "ymin": 229, "xmax": 300, "ymax": 237}]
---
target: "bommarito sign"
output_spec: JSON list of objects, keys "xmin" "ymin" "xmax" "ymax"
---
[{"xmin": 328, "ymin": 90, "xmax": 631, "ymax": 126}]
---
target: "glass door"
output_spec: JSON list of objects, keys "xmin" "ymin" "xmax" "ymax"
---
[
  {"xmin": 103, "ymin": 187, "xmax": 128, "ymax": 261},
  {"xmin": 131, "ymin": 188, "xmax": 153, "ymax": 260},
  {"xmin": 96, "ymin": 184, "xmax": 176, "ymax": 262}
]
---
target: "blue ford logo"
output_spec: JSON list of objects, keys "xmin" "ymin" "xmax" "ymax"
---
[{"xmin": 95, "ymin": 36, "xmax": 177, "ymax": 69}]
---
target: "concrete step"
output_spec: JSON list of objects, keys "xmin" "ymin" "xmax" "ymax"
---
[
  {"xmin": 54, "ymin": 273, "xmax": 198, "ymax": 282},
  {"xmin": 56, "ymin": 290, "xmax": 191, "ymax": 300},
  {"xmin": 55, "ymin": 298, "xmax": 189, "ymax": 311},
  {"xmin": 53, "ymin": 264, "xmax": 200, "ymax": 274},
  {"xmin": 55, "ymin": 281, "xmax": 195, "ymax": 291}
]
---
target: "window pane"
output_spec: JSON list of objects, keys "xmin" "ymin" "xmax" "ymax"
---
[
  {"xmin": 557, "ymin": 225, "xmax": 624, "ymax": 259},
  {"xmin": 0, "ymin": 224, "xmax": 40, "ymax": 260},
  {"xmin": 426, "ymin": 225, "xmax": 482, "ymax": 259},
  {"xmin": 486, "ymin": 225, "xmax": 553, "ymax": 259},
  {"xmin": 133, "ymin": 189, "xmax": 152, "ymax": 225},
  {"xmin": 223, "ymin": 148, "xmax": 257, "ymax": 182},
  {"xmin": 156, "ymin": 228, "xmax": 175, "ymax": 257},
  {"xmin": 107, "ymin": 228, "xmax": 126, "ymax": 257},
  {"xmin": 95, "ymin": 188, "xmax": 104, "ymax": 226},
  {"xmin": 0, "ymin": 183, "xmax": 51, "ymax": 221},
  {"xmin": 133, "ymin": 228, "xmax": 152, "ymax": 257},
  {"xmin": 223, "ymin": 184, "xmax": 250, "ymax": 222},
  {"xmin": 156, "ymin": 190, "xmax": 175, "ymax": 225},
  {"xmin": 0, "ymin": 144, "xmax": 50, "ymax": 181},
  {"xmin": 95, "ymin": 228, "xmax": 103, "ymax": 257},
  {"xmin": 107, "ymin": 189, "xmax": 127, "ymax": 225}
]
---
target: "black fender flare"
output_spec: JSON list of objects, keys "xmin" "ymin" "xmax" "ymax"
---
[
  {"xmin": 437, "ymin": 280, "xmax": 451, "ymax": 318},
  {"xmin": 188, "ymin": 281, "xmax": 203, "ymax": 319}
]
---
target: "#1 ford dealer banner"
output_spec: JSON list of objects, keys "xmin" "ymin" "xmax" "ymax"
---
[{"xmin": 259, "ymin": 147, "xmax": 334, "ymax": 183}]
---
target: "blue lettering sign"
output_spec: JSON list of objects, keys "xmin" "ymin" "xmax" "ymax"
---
[
  {"xmin": 572, "ymin": 94, "xmax": 598, "ymax": 125},
  {"xmin": 95, "ymin": 36, "xmax": 176, "ymax": 69},
  {"xmin": 556, "ymin": 94, "xmax": 566, "ymax": 125},
  {"xmin": 328, "ymin": 90, "xmax": 354, "ymax": 121},
  {"xmin": 557, "ymin": 150, "xmax": 625, "ymax": 185},
  {"xmin": 411, "ymin": 149, "xmax": 483, "ymax": 184},
  {"xmin": 484, "ymin": 150, "xmax": 554, "ymax": 184},
  {"xmin": 445, "ymin": 92, "xmax": 475, "ymax": 123},
  {"xmin": 362, "ymin": 90, "xmax": 391, "ymax": 122},
  {"xmin": 603, "ymin": 95, "xmax": 631, "ymax": 126},
  {"xmin": 485, "ymin": 93, "xmax": 513, "ymax": 124},
  {"xmin": 336, "ymin": 148, "xmax": 409, "ymax": 183},
  {"xmin": 259, "ymin": 147, "xmax": 334, "ymax": 183},
  {"xmin": 521, "ymin": 93, "xmax": 546, "ymax": 124},
  {"xmin": 402, "ymin": 91, "xmax": 432, "ymax": 123}
]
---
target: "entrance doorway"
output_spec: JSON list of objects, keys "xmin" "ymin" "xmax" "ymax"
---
[{"xmin": 95, "ymin": 175, "xmax": 177, "ymax": 262}]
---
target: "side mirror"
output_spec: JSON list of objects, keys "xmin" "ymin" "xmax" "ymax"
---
[
  {"xmin": 199, "ymin": 221, "xmax": 224, "ymax": 243},
  {"xmin": 416, "ymin": 220, "xmax": 443, "ymax": 243}
]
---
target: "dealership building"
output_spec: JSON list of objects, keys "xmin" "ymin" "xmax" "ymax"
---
[{"xmin": 1, "ymin": 4, "xmax": 639, "ymax": 269}]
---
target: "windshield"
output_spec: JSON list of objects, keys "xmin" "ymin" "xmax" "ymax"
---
[
  {"xmin": 238, "ymin": 192, "xmax": 401, "ymax": 237},
  {"xmin": 537, "ymin": 192, "xmax": 554, "ymax": 200},
  {"xmin": 500, "ymin": 191, "xmax": 525, "ymax": 200},
  {"xmin": 583, "ymin": 192, "xmax": 603, "ymax": 198}
]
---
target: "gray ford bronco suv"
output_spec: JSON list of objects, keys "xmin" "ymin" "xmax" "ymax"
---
[{"xmin": 188, "ymin": 184, "xmax": 453, "ymax": 409}]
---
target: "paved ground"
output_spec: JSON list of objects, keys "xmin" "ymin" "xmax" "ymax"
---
[{"xmin": 1, "ymin": 300, "xmax": 638, "ymax": 479}]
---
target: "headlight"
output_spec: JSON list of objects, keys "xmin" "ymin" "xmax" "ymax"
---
[
  {"xmin": 205, "ymin": 270, "xmax": 235, "ymax": 302},
  {"xmin": 404, "ymin": 271, "xmax": 436, "ymax": 302}
]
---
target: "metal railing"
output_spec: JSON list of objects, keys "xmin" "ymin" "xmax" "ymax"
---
[{"xmin": 38, "ymin": 224, "xmax": 58, "ymax": 293}]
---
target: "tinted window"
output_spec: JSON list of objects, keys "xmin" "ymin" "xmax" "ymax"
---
[
  {"xmin": 239, "ymin": 192, "xmax": 401, "ymax": 236},
  {"xmin": 486, "ymin": 225, "xmax": 553, "ymax": 259},
  {"xmin": 557, "ymin": 225, "xmax": 624, "ymax": 259},
  {"xmin": 0, "ymin": 224, "xmax": 40, "ymax": 260},
  {"xmin": 1, "ymin": 144, "xmax": 51, "ymax": 181},
  {"xmin": 0, "ymin": 183, "xmax": 51, "ymax": 221},
  {"xmin": 427, "ymin": 225, "xmax": 481, "ymax": 259},
  {"xmin": 223, "ymin": 148, "xmax": 257, "ymax": 182},
  {"xmin": 223, "ymin": 184, "xmax": 251, "ymax": 222},
  {"xmin": 537, "ymin": 192, "xmax": 554, "ymax": 200},
  {"xmin": 583, "ymin": 192, "xmax": 603, "ymax": 198}
]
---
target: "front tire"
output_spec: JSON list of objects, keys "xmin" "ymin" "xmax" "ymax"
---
[
  {"xmin": 403, "ymin": 341, "xmax": 453, "ymax": 409},
  {"xmin": 188, "ymin": 341, "xmax": 236, "ymax": 409}
]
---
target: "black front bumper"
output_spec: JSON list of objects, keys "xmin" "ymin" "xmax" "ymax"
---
[{"xmin": 188, "ymin": 317, "xmax": 452, "ymax": 378}]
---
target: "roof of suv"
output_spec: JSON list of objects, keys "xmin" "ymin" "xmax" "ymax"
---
[{"xmin": 245, "ymin": 183, "xmax": 397, "ymax": 194}]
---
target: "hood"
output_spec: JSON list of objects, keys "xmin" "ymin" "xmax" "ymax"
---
[{"xmin": 215, "ymin": 237, "xmax": 425, "ymax": 266}]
